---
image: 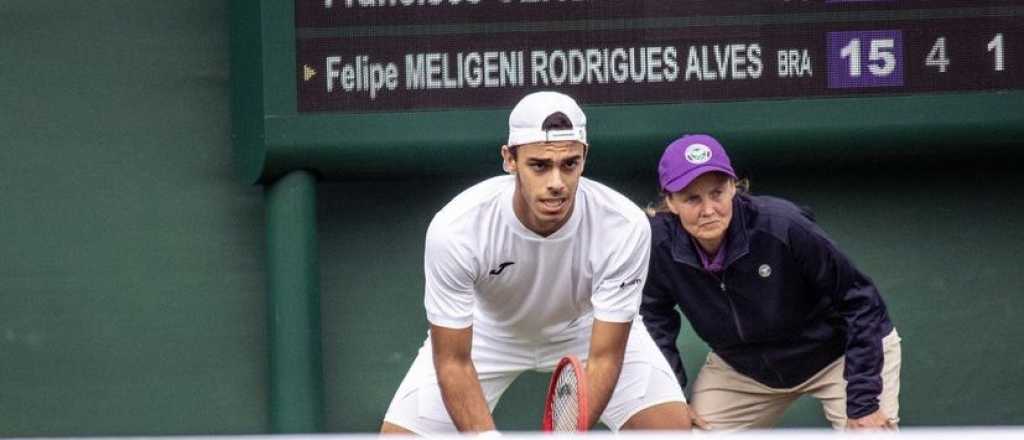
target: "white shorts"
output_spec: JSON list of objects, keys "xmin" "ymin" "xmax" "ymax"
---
[{"xmin": 382, "ymin": 317, "xmax": 685, "ymax": 434}]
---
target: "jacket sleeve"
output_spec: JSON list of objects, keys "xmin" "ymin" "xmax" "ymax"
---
[
  {"xmin": 640, "ymin": 240, "xmax": 688, "ymax": 389},
  {"xmin": 788, "ymin": 218, "xmax": 891, "ymax": 419}
]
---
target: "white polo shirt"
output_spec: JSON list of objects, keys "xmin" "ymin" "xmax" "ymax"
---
[{"xmin": 423, "ymin": 175, "xmax": 651, "ymax": 343}]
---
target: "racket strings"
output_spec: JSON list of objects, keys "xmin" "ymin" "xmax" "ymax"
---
[{"xmin": 552, "ymin": 365, "xmax": 581, "ymax": 431}]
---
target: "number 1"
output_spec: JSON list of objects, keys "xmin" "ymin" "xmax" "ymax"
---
[
  {"xmin": 988, "ymin": 33, "xmax": 1004, "ymax": 72},
  {"xmin": 841, "ymin": 38, "xmax": 862, "ymax": 77}
]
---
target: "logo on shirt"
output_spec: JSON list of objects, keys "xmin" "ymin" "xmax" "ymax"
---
[
  {"xmin": 489, "ymin": 261, "xmax": 515, "ymax": 275},
  {"xmin": 758, "ymin": 264, "xmax": 772, "ymax": 278},
  {"xmin": 619, "ymin": 278, "xmax": 643, "ymax": 289}
]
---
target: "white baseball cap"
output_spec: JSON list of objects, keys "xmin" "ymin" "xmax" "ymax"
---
[{"xmin": 507, "ymin": 91, "xmax": 587, "ymax": 147}]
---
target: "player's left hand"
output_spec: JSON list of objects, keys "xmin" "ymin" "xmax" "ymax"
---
[{"xmin": 846, "ymin": 409, "xmax": 896, "ymax": 430}]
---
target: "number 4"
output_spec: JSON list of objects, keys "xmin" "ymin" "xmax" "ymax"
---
[{"xmin": 926, "ymin": 37, "xmax": 950, "ymax": 73}]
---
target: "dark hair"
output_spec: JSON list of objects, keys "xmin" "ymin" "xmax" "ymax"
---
[{"xmin": 541, "ymin": 111, "xmax": 574, "ymax": 131}]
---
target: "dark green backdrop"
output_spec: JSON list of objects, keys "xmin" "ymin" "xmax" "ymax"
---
[
  {"xmin": 0, "ymin": 1, "xmax": 266, "ymax": 436},
  {"xmin": 1, "ymin": 1, "xmax": 1022, "ymax": 437}
]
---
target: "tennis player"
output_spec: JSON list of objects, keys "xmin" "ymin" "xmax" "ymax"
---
[
  {"xmin": 380, "ymin": 91, "xmax": 691, "ymax": 435},
  {"xmin": 641, "ymin": 134, "xmax": 902, "ymax": 430}
]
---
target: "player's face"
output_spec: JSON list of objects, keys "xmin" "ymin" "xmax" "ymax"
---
[
  {"xmin": 665, "ymin": 172, "xmax": 736, "ymax": 254},
  {"xmin": 502, "ymin": 141, "xmax": 587, "ymax": 237}
]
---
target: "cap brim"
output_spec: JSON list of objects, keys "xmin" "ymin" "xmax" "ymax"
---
[{"xmin": 662, "ymin": 166, "xmax": 737, "ymax": 193}]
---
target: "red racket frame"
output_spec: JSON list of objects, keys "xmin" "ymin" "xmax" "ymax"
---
[{"xmin": 542, "ymin": 355, "xmax": 589, "ymax": 432}]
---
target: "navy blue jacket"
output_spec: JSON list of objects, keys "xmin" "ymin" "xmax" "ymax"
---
[{"xmin": 641, "ymin": 193, "xmax": 893, "ymax": 419}]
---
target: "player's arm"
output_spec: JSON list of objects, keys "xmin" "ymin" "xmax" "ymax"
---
[
  {"xmin": 585, "ymin": 212, "xmax": 654, "ymax": 428},
  {"xmin": 431, "ymin": 324, "xmax": 495, "ymax": 433},
  {"xmin": 585, "ymin": 318, "xmax": 630, "ymax": 428},
  {"xmin": 422, "ymin": 221, "xmax": 493, "ymax": 432}
]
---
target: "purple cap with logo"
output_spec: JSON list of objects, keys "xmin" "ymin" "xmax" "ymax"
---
[{"xmin": 658, "ymin": 134, "xmax": 736, "ymax": 193}]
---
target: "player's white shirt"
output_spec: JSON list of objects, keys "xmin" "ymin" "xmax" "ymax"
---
[{"xmin": 423, "ymin": 175, "xmax": 651, "ymax": 342}]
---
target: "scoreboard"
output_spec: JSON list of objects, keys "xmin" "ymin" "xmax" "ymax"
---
[
  {"xmin": 294, "ymin": 0, "xmax": 1023, "ymax": 112},
  {"xmin": 231, "ymin": 0, "xmax": 1024, "ymax": 182}
]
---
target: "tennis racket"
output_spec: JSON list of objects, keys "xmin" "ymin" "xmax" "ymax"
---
[{"xmin": 542, "ymin": 355, "xmax": 589, "ymax": 432}]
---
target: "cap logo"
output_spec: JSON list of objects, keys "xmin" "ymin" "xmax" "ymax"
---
[
  {"xmin": 545, "ymin": 129, "xmax": 578, "ymax": 142},
  {"xmin": 684, "ymin": 144, "xmax": 713, "ymax": 164}
]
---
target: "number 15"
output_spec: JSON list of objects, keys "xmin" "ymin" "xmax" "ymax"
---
[{"xmin": 840, "ymin": 38, "xmax": 897, "ymax": 77}]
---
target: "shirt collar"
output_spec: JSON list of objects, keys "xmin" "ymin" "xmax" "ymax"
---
[{"xmin": 690, "ymin": 235, "xmax": 728, "ymax": 273}]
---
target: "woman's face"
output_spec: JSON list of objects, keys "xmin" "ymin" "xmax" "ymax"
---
[{"xmin": 665, "ymin": 172, "xmax": 736, "ymax": 253}]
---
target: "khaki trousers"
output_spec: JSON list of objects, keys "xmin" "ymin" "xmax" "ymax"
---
[{"xmin": 691, "ymin": 329, "xmax": 901, "ymax": 430}]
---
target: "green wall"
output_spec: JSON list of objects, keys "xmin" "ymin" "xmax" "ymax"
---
[
  {"xmin": 2, "ymin": 0, "xmax": 1023, "ymax": 437},
  {"xmin": 0, "ymin": 1, "xmax": 268, "ymax": 436}
]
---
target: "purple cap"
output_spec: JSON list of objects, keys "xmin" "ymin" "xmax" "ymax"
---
[{"xmin": 658, "ymin": 134, "xmax": 736, "ymax": 192}]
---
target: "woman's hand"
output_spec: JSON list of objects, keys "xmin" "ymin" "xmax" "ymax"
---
[{"xmin": 846, "ymin": 409, "xmax": 897, "ymax": 430}]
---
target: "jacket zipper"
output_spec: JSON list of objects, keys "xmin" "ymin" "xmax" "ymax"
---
[
  {"xmin": 718, "ymin": 273, "xmax": 787, "ymax": 386},
  {"xmin": 716, "ymin": 273, "xmax": 747, "ymax": 343},
  {"xmin": 761, "ymin": 353, "xmax": 786, "ymax": 385}
]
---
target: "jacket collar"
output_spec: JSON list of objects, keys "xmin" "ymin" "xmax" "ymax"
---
[{"xmin": 668, "ymin": 194, "xmax": 751, "ymax": 270}]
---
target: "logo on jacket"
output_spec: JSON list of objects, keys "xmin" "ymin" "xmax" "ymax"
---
[
  {"xmin": 758, "ymin": 264, "xmax": 772, "ymax": 278},
  {"xmin": 489, "ymin": 261, "xmax": 515, "ymax": 275},
  {"xmin": 619, "ymin": 278, "xmax": 643, "ymax": 289}
]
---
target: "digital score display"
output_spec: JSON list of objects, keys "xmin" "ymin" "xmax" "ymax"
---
[{"xmin": 294, "ymin": 0, "xmax": 1024, "ymax": 113}]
